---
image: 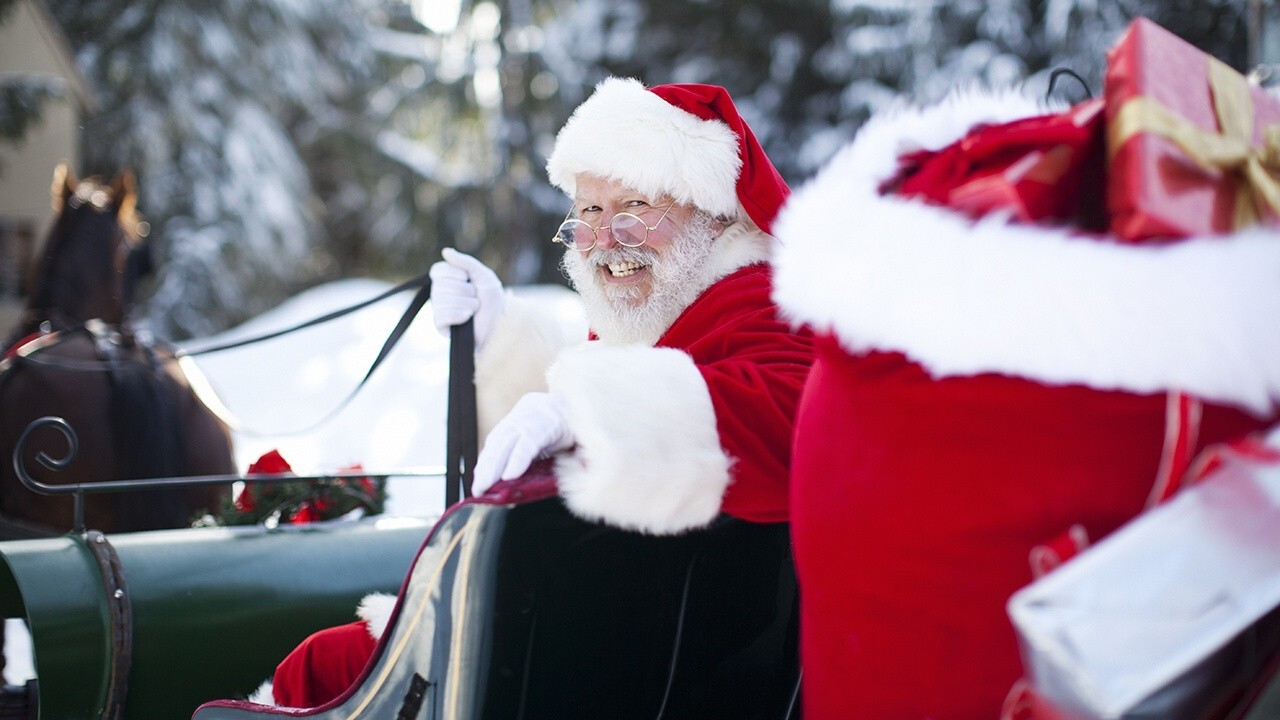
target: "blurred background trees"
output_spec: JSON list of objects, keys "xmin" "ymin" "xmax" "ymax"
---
[{"xmin": 1, "ymin": 0, "xmax": 1275, "ymax": 338}]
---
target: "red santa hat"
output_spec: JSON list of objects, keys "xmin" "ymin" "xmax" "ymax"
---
[{"xmin": 546, "ymin": 77, "xmax": 790, "ymax": 234}]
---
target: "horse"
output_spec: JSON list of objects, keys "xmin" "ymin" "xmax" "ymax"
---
[{"xmin": 0, "ymin": 162, "xmax": 235, "ymax": 538}]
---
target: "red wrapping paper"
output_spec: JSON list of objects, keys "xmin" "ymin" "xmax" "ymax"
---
[
  {"xmin": 895, "ymin": 99, "xmax": 1107, "ymax": 230},
  {"xmin": 1105, "ymin": 17, "xmax": 1280, "ymax": 241}
]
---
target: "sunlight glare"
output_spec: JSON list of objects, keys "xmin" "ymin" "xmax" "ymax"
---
[{"xmin": 411, "ymin": 0, "xmax": 461, "ymax": 34}]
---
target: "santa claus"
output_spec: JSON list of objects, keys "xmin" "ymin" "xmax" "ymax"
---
[
  {"xmin": 264, "ymin": 77, "xmax": 814, "ymax": 709},
  {"xmin": 771, "ymin": 87, "xmax": 1280, "ymax": 719}
]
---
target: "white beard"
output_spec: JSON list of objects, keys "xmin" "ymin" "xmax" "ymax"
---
[{"xmin": 562, "ymin": 212, "xmax": 721, "ymax": 346}]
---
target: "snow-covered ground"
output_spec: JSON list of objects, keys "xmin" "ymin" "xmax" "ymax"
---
[{"xmin": 3, "ymin": 278, "xmax": 586, "ymax": 686}]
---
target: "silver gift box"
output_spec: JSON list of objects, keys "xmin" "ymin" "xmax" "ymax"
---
[{"xmin": 1008, "ymin": 449, "xmax": 1280, "ymax": 720}]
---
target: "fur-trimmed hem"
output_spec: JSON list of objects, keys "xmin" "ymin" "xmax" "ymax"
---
[
  {"xmin": 247, "ymin": 680, "xmax": 276, "ymax": 706},
  {"xmin": 773, "ymin": 86, "xmax": 1280, "ymax": 417},
  {"xmin": 476, "ymin": 292, "xmax": 586, "ymax": 440},
  {"xmin": 549, "ymin": 344, "xmax": 732, "ymax": 534},
  {"xmin": 357, "ymin": 592, "xmax": 397, "ymax": 641}
]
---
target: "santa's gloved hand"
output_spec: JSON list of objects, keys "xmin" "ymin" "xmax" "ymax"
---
[
  {"xmin": 429, "ymin": 248, "xmax": 505, "ymax": 351},
  {"xmin": 472, "ymin": 392, "xmax": 574, "ymax": 495}
]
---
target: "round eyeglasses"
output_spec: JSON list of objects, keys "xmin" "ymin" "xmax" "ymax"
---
[{"xmin": 551, "ymin": 204, "xmax": 675, "ymax": 252}]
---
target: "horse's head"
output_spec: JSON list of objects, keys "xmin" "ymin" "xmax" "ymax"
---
[{"xmin": 20, "ymin": 162, "xmax": 152, "ymax": 334}]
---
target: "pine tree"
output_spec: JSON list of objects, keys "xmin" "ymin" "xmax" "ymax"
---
[
  {"xmin": 44, "ymin": 0, "xmax": 393, "ymax": 338},
  {"xmin": 28, "ymin": 0, "xmax": 1254, "ymax": 334}
]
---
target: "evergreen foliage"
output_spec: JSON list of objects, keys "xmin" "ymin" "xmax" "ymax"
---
[{"xmin": 5, "ymin": 0, "xmax": 1255, "ymax": 337}]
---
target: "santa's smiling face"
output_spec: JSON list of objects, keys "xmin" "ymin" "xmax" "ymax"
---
[{"xmin": 562, "ymin": 174, "xmax": 724, "ymax": 345}]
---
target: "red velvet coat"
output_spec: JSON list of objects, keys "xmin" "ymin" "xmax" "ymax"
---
[
  {"xmin": 667, "ymin": 264, "xmax": 814, "ymax": 522},
  {"xmin": 550, "ymin": 263, "xmax": 814, "ymax": 532}
]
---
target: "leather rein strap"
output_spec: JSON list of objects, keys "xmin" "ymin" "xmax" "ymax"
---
[
  {"xmin": 184, "ymin": 275, "xmax": 436, "ymax": 437},
  {"xmin": 8, "ymin": 269, "xmax": 480, "ymax": 507},
  {"xmin": 446, "ymin": 319, "xmax": 477, "ymax": 505}
]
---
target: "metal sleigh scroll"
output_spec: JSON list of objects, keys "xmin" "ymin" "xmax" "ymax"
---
[{"xmin": 11, "ymin": 415, "xmax": 445, "ymax": 535}]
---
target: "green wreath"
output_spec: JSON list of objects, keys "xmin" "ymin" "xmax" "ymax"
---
[{"xmin": 209, "ymin": 449, "xmax": 387, "ymax": 527}]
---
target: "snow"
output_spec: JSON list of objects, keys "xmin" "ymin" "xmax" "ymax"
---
[{"xmin": 180, "ymin": 277, "xmax": 585, "ymax": 518}]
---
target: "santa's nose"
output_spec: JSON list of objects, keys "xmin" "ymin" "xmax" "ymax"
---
[{"xmin": 595, "ymin": 218, "xmax": 622, "ymax": 249}]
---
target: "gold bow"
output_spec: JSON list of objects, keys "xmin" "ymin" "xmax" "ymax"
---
[{"xmin": 1109, "ymin": 56, "xmax": 1280, "ymax": 229}]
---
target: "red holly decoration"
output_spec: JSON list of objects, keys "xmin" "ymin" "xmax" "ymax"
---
[{"xmin": 216, "ymin": 450, "xmax": 387, "ymax": 527}]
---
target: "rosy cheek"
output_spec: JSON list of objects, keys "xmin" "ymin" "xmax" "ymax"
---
[{"xmin": 647, "ymin": 225, "xmax": 682, "ymax": 250}]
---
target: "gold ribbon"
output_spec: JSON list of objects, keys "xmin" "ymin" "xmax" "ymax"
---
[{"xmin": 1108, "ymin": 56, "xmax": 1280, "ymax": 229}]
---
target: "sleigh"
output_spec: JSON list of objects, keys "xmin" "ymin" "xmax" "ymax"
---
[
  {"xmin": 0, "ymin": 452, "xmax": 799, "ymax": 720},
  {"xmin": 0, "ymin": 508, "xmax": 432, "ymax": 719},
  {"xmin": 0, "ymin": 297, "xmax": 800, "ymax": 720},
  {"xmin": 190, "ymin": 469, "xmax": 800, "ymax": 720}
]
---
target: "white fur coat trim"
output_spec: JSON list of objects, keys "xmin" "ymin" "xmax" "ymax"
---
[
  {"xmin": 549, "ymin": 344, "xmax": 732, "ymax": 535},
  {"xmin": 357, "ymin": 591, "xmax": 397, "ymax": 640},
  {"xmin": 475, "ymin": 294, "xmax": 582, "ymax": 440},
  {"xmin": 772, "ymin": 87, "xmax": 1280, "ymax": 416},
  {"xmin": 247, "ymin": 680, "xmax": 275, "ymax": 706},
  {"xmin": 547, "ymin": 77, "xmax": 742, "ymax": 218}
]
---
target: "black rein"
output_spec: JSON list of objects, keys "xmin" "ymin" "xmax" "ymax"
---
[{"xmin": 10, "ymin": 265, "xmax": 485, "ymax": 525}]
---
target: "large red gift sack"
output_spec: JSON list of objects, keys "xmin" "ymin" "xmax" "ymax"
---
[
  {"xmin": 1106, "ymin": 17, "xmax": 1280, "ymax": 241},
  {"xmin": 772, "ymin": 80, "xmax": 1280, "ymax": 719}
]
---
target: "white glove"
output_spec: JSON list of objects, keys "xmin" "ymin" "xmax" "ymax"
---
[
  {"xmin": 429, "ymin": 247, "xmax": 505, "ymax": 350},
  {"xmin": 472, "ymin": 392, "xmax": 574, "ymax": 495}
]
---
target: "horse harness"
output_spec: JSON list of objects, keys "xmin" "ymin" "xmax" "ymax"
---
[
  {"xmin": 0, "ymin": 321, "xmax": 168, "ymax": 540},
  {"xmin": 1, "ymin": 319, "xmax": 163, "ymax": 378}
]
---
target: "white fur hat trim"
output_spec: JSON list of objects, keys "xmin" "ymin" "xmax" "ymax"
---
[{"xmin": 547, "ymin": 77, "xmax": 742, "ymax": 217}]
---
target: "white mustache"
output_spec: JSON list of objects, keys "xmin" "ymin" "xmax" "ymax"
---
[{"xmin": 587, "ymin": 245, "xmax": 657, "ymax": 267}]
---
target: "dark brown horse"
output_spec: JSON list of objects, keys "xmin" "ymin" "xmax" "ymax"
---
[{"xmin": 0, "ymin": 163, "xmax": 235, "ymax": 537}]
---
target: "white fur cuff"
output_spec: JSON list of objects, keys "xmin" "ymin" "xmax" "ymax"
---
[{"xmin": 549, "ymin": 344, "xmax": 732, "ymax": 535}]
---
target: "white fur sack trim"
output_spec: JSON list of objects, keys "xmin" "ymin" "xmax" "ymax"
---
[
  {"xmin": 357, "ymin": 592, "xmax": 398, "ymax": 640},
  {"xmin": 547, "ymin": 77, "xmax": 741, "ymax": 218},
  {"xmin": 549, "ymin": 344, "xmax": 732, "ymax": 535},
  {"xmin": 773, "ymin": 86, "xmax": 1280, "ymax": 417},
  {"xmin": 476, "ymin": 294, "xmax": 584, "ymax": 441}
]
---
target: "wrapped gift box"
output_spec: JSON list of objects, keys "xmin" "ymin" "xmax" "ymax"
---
[
  {"xmin": 1106, "ymin": 17, "xmax": 1280, "ymax": 241},
  {"xmin": 1008, "ymin": 442, "xmax": 1280, "ymax": 719}
]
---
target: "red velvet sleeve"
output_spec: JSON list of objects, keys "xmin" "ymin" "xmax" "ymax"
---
[{"xmin": 660, "ymin": 265, "xmax": 814, "ymax": 523}]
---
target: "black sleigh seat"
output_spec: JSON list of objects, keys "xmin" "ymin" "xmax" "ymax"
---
[{"xmin": 193, "ymin": 467, "xmax": 801, "ymax": 720}]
